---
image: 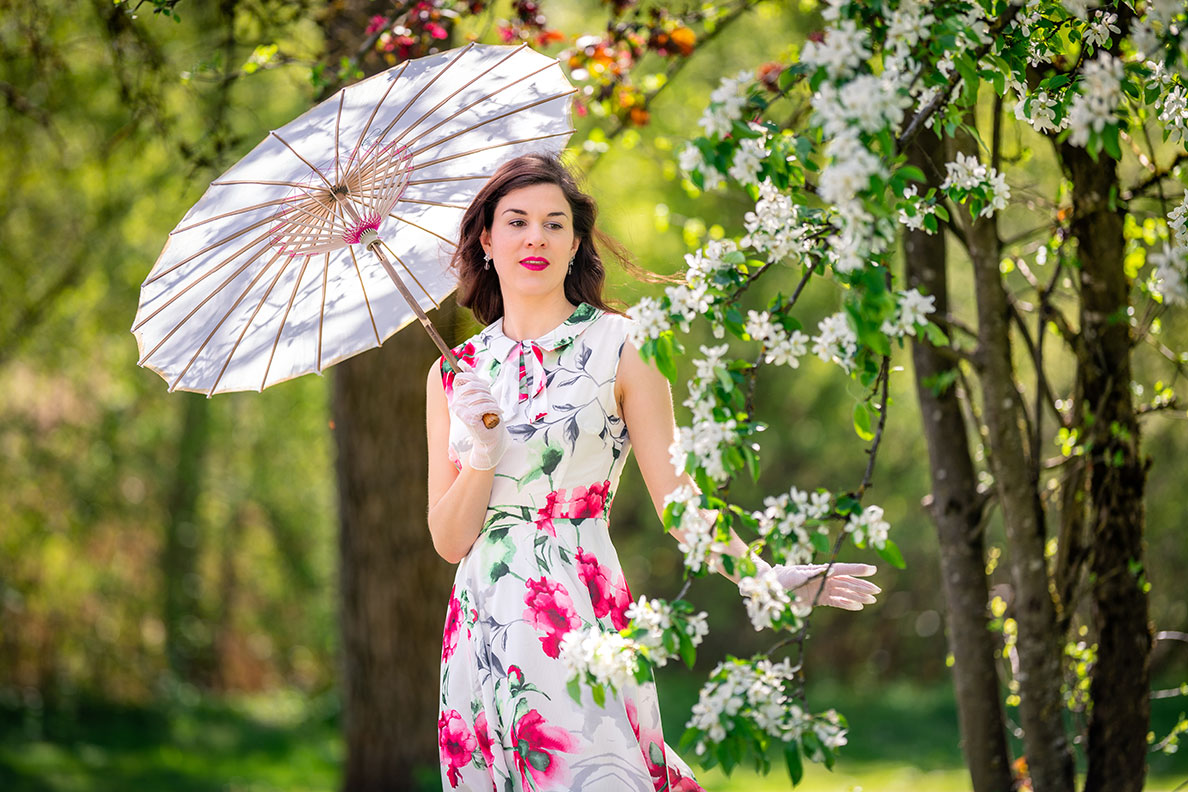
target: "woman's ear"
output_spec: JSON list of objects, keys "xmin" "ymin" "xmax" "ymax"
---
[
  {"xmin": 479, "ymin": 228, "xmax": 492, "ymax": 256},
  {"xmin": 570, "ymin": 236, "xmax": 581, "ymax": 258}
]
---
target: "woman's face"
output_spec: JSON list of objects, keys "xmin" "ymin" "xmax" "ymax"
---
[{"xmin": 480, "ymin": 182, "xmax": 580, "ymax": 303}]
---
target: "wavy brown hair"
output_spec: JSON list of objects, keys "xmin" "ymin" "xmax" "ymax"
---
[{"xmin": 451, "ymin": 152, "xmax": 644, "ymax": 325}]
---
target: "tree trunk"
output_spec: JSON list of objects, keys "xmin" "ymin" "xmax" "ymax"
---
[
  {"xmin": 905, "ymin": 138, "xmax": 1014, "ymax": 792},
  {"xmin": 317, "ymin": 5, "xmax": 460, "ymax": 789},
  {"xmin": 1059, "ymin": 143, "xmax": 1152, "ymax": 792},
  {"xmin": 163, "ymin": 392, "xmax": 210, "ymax": 684},
  {"xmin": 333, "ymin": 299, "xmax": 459, "ymax": 791},
  {"xmin": 956, "ymin": 130, "xmax": 1075, "ymax": 792}
]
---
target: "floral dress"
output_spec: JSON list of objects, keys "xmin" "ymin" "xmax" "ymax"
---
[{"xmin": 436, "ymin": 302, "xmax": 703, "ymax": 792}]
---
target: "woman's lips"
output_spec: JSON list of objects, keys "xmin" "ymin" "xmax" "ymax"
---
[{"xmin": 519, "ymin": 257, "xmax": 549, "ymax": 271}]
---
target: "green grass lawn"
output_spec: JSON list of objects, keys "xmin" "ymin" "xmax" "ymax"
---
[{"xmin": 1, "ymin": 684, "xmax": 1184, "ymax": 792}]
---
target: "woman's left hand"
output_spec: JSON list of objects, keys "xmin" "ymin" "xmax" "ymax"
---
[{"xmin": 756, "ymin": 561, "xmax": 881, "ymax": 611}]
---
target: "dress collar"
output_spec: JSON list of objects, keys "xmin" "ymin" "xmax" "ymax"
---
[{"xmin": 478, "ymin": 302, "xmax": 602, "ymax": 424}]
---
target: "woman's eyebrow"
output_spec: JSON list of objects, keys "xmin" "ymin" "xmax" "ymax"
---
[{"xmin": 500, "ymin": 208, "xmax": 570, "ymax": 218}]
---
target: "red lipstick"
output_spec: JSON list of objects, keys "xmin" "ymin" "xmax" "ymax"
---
[{"xmin": 519, "ymin": 257, "xmax": 549, "ymax": 271}]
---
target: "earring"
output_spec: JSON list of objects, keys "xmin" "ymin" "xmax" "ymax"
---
[
  {"xmin": 567, "ymin": 256, "xmax": 574, "ymax": 275},
  {"xmin": 483, "ymin": 252, "xmax": 491, "ymax": 271}
]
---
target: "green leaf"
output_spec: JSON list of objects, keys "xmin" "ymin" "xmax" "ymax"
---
[
  {"xmin": 678, "ymin": 626, "xmax": 697, "ymax": 668},
  {"xmin": 1102, "ymin": 124, "xmax": 1122, "ymax": 161},
  {"xmin": 811, "ymin": 530, "xmax": 831, "ymax": 554},
  {"xmin": 566, "ymin": 677, "xmax": 582, "ymax": 704},
  {"xmin": 877, "ymin": 539, "xmax": 907, "ymax": 569},
  {"xmin": 835, "ymin": 495, "xmax": 860, "ymax": 515},
  {"xmin": 852, "ymin": 402, "xmax": 874, "ymax": 442},
  {"xmin": 785, "ymin": 740, "xmax": 805, "ymax": 786},
  {"xmin": 897, "ymin": 165, "xmax": 926, "ymax": 185},
  {"xmin": 592, "ymin": 683, "xmax": 606, "ymax": 708},
  {"xmin": 655, "ymin": 333, "xmax": 678, "ymax": 382},
  {"xmin": 921, "ymin": 321, "xmax": 950, "ymax": 347}
]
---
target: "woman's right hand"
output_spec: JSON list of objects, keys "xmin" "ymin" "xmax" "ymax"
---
[{"xmin": 449, "ymin": 371, "xmax": 509, "ymax": 470}]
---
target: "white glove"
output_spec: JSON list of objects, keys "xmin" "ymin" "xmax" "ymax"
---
[
  {"xmin": 449, "ymin": 371, "xmax": 509, "ymax": 471},
  {"xmin": 752, "ymin": 559, "xmax": 880, "ymax": 611}
]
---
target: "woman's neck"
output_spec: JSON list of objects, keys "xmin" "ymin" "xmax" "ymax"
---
[{"xmin": 500, "ymin": 294, "xmax": 578, "ymax": 341}]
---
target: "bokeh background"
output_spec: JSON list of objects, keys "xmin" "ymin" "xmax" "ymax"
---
[{"xmin": 2, "ymin": 1, "xmax": 1186, "ymax": 790}]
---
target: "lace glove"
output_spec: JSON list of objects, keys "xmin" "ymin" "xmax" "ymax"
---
[
  {"xmin": 752, "ymin": 559, "xmax": 880, "ymax": 611},
  {"xmin": 449, "ymin": 371, "xmax": 509, "ymax": 471}
]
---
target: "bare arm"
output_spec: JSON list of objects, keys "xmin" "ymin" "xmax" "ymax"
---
[
  {"xmin": 615, "ymin": 338, "xmax": 751, "ymax": 582},
  {"xmin": 426, "ymin": 361, "xmax": 497, "ymax": 564}
]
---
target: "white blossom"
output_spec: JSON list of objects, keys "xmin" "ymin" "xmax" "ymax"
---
[
  {"xmin": 1066, "ymin": 53, "xmax": 1124, "ymax": 148},
  {"xmin": 1158, "ymin": 84, "xmax": 1188, "ymax": 144},
  {"xmin": 846, "ymin": 504, "xmax": 891, "ymax": 550},
  {"xmin": 558, "ymin": 627, "xmax": 641, "ymax": 691},
  {"xmin": 743, "ymin": 180, "xmax": 810, "ymax": 262},
  {"xmin": 738, "ymin": 571, "xmax": 792, "ymax": 631},
  {"xmin": 728, "ymin": 136, "xmax": 769, "ymax": 187},
  {"xmin": 764, "ymin": 329, "xmax": 810, "ymax": 368},
  {"xmin": 881, "ymin": 288, "xmax": 937, "ymax": 337},
  {"xmin": 686, "ymin": 658, "xmax": 813, "ymax": 754},
  {"xmin": 1149, "ymin": 243, "xmax": 1188, "ymax": 305},
  {"xmin": 1084, "ymin": 10, "xmax": 1120, "ymax": 49},
  {"xmin": 626, "ymin": 297, "xmax": 671, "ymax": 346},
  {"xmin": 801, "ymin": 19, "xmax": 872, "ymax": 79},
  {"xmin": 699, "ymin": 69, "xmax": 752, "ymax": 138},
  {"xmin": 811, "ymin": 312, "xmax": 859, "ymax": 370},
  {"xmin": 940, "ymin": 152, "xmax": 1011, "ymax": 218},
  {"xmin": 1013, "ymin": 89, "xmax": 1066, "ymax": 133}
]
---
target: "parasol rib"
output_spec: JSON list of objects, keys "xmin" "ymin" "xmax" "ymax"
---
[
  {"xmin": 260, "ymin": 252, "xmax": 315, "ymax": 392},
  {"xmin": 369, "ymin": 42, "xmax": 477, "ymax": 152},
  {"xmin": 347, "ymin": 244, "xmax": 383, "ymax": 346},
  {"xmin": 143, "ymin": 215, "xmax": 281, "ymax": 287},
  {"xmin": 408, "ymin": 88, "xmax": 577, "ymax": 161},
  {"xmin": 171, "ymin": 194, "xmax": 318, "ymax": 235},
  {"xmin": 380, "ymin": 240, "xmax": 438, "ymax": 308},
  {"xmin": 398, "ymin": 56, "xmax": 560, "ymax": 153},
  {"xmin": 344, "ymin": 60, "xmax": 410, "ymax": 176},
  {"xmin": 386, "ymin": 210, "xmax": 459, "ymax": 246},
  {"xmin": 318, "ymin": 252, "xmax": 329, "ymax": 372},
  {"xmin": 386, "ymin": 44, "xmax": 527, "ymax": 152}
]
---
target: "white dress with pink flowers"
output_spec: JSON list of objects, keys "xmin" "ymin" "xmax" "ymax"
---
[{"xmin": 436, "ymin": 303, "xmax": 702, "ymax": 792}]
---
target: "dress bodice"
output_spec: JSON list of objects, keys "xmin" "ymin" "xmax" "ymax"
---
[{"xmin": 441, "ymin": 302, "xmax": 634, "ymax": 526}]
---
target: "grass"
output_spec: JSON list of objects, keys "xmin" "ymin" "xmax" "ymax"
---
[{"xmin": 0, "ymin": 683, "xmax": 1184, "ymax": 791}]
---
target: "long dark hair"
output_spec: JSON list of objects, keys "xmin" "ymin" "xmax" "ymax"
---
[{"xmin": 451, "ymin": 153, "xmax": 634, "ymax": 325}]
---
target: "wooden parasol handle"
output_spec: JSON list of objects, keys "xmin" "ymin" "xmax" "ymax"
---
[{"xmin": 366, "ymin": 239, "xmax": 499, "ymax": 428}]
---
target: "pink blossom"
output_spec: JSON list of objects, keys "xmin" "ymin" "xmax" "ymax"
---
[
  {"xmin": 438, "ymin": 709, "xmax": 477, "ymax": 788},
  {"xmin": 523, "ymin": 577, "xmax": 579, "ymax": 658},
  {"xmin": 366, "ymin": 15, "xmax": 387, "ymax": 35},
  {"xmin": 426, "ymin": 21, "xmax": 449, "ymax": 40}
]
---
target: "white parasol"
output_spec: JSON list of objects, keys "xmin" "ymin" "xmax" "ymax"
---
[{"xmin": 132, "ymin": 42, "xmax": 575, "ymax": 399}]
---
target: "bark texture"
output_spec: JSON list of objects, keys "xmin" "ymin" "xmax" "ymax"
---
[
  {"xmin": 1060, "ymin": 143, "xmax": 1151, "ymax": 792},
  {"xmin": 905, "ymin": 139, "xmax": 1014, "ymax": 792},
  {"xmin": 956, "ymin": 130, "xmax": 1075, "ymax": 791},
  {"xmin": 333, "ymin": 299, "xmax": 458, "ymax": 792}
]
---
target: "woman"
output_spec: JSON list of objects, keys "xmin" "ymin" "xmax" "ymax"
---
[{"xmin": 426, "ymin": 153, "xmax": 878, "ymax": 791}]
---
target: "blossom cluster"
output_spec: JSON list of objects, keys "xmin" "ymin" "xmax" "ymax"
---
[
  {"xmin": 558, "ymin": 626, "xmax": 641, "ymax": 693},
  {"xmin": 745, "ymin": 310, "xmax": 809, "ymax": 368},
  {"xmin": 686, "ymin": 656, "xmax": 847, "ymax": 756},
  {"xmin": 845, "ymin": 504, "xmax": 891, "ymax": 550},
  {"xmin": 737, "ymin": 570, "xmax": 794, "ymax": 631},
  {"xmin": 810, "ymin": 312, "xmax": 859, "ymax": 372},
  {"xmin": 752, "ymin": 486, "xmax": 832, "ymax": 564},
  {"xmin": 743, "ymin": 179, "xmax": 813, "ymax": 263},
  {"xmin": 880, "ymin": 288, "xmax": 937, "ymax": 338},
  {"xmin": 622, "ymin": 596, "xmax": 709, "ymax": 667},
  {"xmin": 1066, "ymin": 53, "xmax": 1125, "ymax": 149},
  {"xmin": 1149, "ymin": 195, "xmax": 1188, "ymax": 306},
  {"xmin": 940, "ymin": 152, "xmax": 1011, "ymax": 220},
  {"xmin": 663, "ymin": 485, "xmax": 729, "ymax": 573},
  {"xmin": 669, "ymin": 345, "xmax": 747, "ymax": 483}
]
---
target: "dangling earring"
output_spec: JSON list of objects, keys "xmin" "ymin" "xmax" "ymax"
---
[
  {"xmin": 483, "ymin": 252, "xmax": 492, "ymax": 271},
  {"xmin": 567, "ymin": 256, "xmax": 574, "ymax": 275}
]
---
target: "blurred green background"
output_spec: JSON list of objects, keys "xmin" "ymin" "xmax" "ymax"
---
[{"xmin": 1, "ymin": 1, "xmax": 1185, "ymax": 790}]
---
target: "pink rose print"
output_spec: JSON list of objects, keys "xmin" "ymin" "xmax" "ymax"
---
[
  {"xmin": 511, "ymin": 708, "xmax": 575, "ymax": 789},
  {"xmin": 523, "ymin": 577, "xmax": 580, "ymax": 658},
  {"xmin": 442, "ymin": 587, "xmax": 462, "ymax": 663},
  {"xmin": 568, "ymin": 479, "xmax": 610, "ymax": 519},
  {"xmin": 441, "ymin": 341, "xmax": 477, "ymax": 397},
  {"xmin": 576, "ymin": 547, "xmax": 633, "ymax": 630},
  {"xmin": 610, "ymin": 575, "xmax": 633, "ymax": 631},
  {"xmin": 438, "ymin": 709, "xmax": 477, "ymax": 789},
  {"xmin": 475, "ymin": 710, "xmax": 496, "ymax": 766},
  {"xmin": 535, "ymin": 489, "xmax": 567, "ymax": 536}
]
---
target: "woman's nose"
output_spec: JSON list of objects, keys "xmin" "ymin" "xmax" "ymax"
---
[{"xmin": 525, "ymin": 224, "xmax": 546, "ymax": 247}]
